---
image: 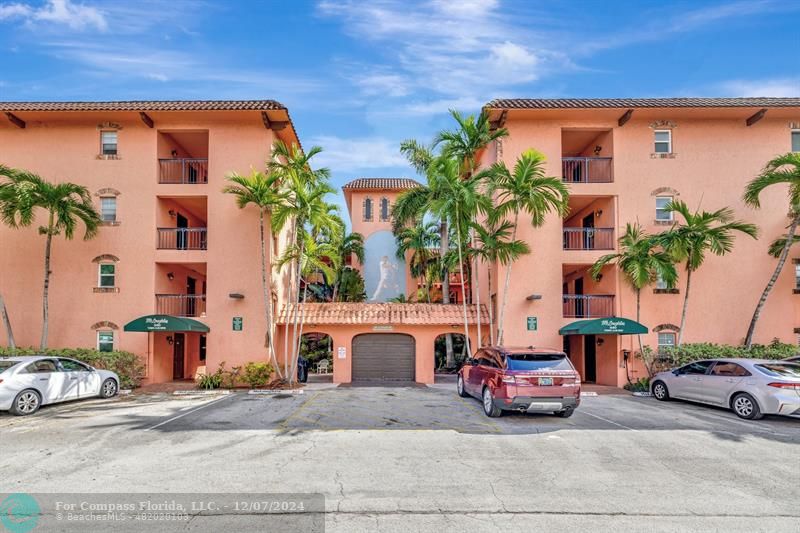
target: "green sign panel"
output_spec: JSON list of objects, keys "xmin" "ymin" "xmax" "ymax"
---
[
  {"xmin": 232, "ymin": 317, "xmax": 243, "ymax": 331},
  {"xmin": 527, "ymin": 316, "xmax": 538, "ymax": 331}
]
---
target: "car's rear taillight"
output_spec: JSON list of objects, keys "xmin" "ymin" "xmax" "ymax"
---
[
  {"xmin": 501, "ymin": 375, "xmax": 516, "ymax": 384},
  {"xmin": 768, "ymin": 382, "xmax": 800, "ymax": 390}
]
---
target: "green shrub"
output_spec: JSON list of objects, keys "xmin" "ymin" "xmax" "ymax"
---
[
  {"xmin": 624, "ymin": 377, "xmax": 650, "ymax": 393},
  {"xmin": 242, "ymin": 361, "xmax": 274, "ymax": 388},
  {"xmin": 196, "ymin": 372, "xmax": 223, "ymax": 390},
  {"xmin": 646, "ymin": 339, "xmax": 795, "ymax": 372},
  {"xmin": 0, "ymin": 346, "xmax": 144, "ymax": 389}
]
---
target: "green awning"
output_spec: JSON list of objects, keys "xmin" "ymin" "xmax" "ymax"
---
[
  {"xmin": 124, "ymin": 314, "xmax": 210, "ymax": 333},
  {"xmin": 559, "ymin": 317, "xmax": 647, "ymax": 336}
]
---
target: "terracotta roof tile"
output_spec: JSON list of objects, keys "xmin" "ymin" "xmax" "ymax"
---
[
  {"xmin": 0, "ymin": 100, "xmax": 286, "ymax": 112},
  {"xmin": 342, "ymin": 178, "xmax": 421, "ymax": 190},
  {"xmin": 276, "ymin": 303, "xmax": 488, "ymax": 325},
  {"xmin": 485, "ymin": 97, "xmax": 800, "ymax": 110}
]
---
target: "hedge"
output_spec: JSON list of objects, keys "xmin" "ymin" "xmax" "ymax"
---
[
  {"xmin": 649, "ymin": 340, "xmax": 796, "ymax": 371},
  {"xmin": 0, "ymin": 347, "xmax": 145, "ymax": 389}
]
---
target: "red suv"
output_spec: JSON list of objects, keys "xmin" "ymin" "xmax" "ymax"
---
[{"xmin": 457, "ymin": 347, "xmax": 581, "ymax": 418}]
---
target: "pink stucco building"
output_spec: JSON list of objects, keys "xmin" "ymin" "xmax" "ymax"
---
[{"xmin": 2, "ymin": 97, "xmax": 800, "ymax": 387}]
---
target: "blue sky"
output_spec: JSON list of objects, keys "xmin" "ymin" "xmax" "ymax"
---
[{"xmin": 1, "ymin": 0, "xmax": 799, "ymax": 216}]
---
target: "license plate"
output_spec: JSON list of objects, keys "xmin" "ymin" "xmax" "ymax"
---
[
  {"xmin": 528, "ymin": 402, "xmax": 562, "ymax": 412},
  {"xmin": 538, "ymin": 377, "xmax": 554, "ymax": 386}
]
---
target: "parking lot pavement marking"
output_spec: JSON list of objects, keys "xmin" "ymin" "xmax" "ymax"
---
[
  {"xmin": 278, "ymin": 390, "xmax": 322, "ymax": 430},
  {"xmin": 143, "ymin": 393, "xmax": 235, "ymax": 431},
  {"xmin": 577, "ymin": 409, "xmax": 638, "ymax": 431}
]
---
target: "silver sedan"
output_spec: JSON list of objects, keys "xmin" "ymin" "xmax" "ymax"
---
[
  {"xmin": 0, "ymin": 356, "xmax": 119, "ymax": 416},
  {"xmin": 651, "ymin": 358, "xmax": 800, "ymax": 420}
]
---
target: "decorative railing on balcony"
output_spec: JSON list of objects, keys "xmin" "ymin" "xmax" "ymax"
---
[
  {"xmin": 157, "ymin": 228, "xmax": 207, "ymax": 250},
  {"xmin": 562, "ymin": 157, "xmax": 613, "ymax": 183},
  {"xmin": 158, "ymin": 158, "xmax": 208, "ymax": 184},
  {"xmin": 156, "ymin": 294, "xmax": 206, "ymax": 317},
  {"xmin": 563, "ymin": 294, "xmax": 614, "ymax": 318},
  {"xmin": 563, "ymin": 227, "xmax": 614, "ymax": 250}
]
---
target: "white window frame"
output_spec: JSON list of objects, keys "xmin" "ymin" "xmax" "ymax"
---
[
  {"xmin": 654, "ymin": 129, "xmax": 672, "ymax": 154},
  {"xmin": 655, "ymin": 196, "xmax": 674, "ymax": 221},
  {"xmin": 795, "ymin": 264, "xmax": 800, "ymax": 289},
  {"xmin": 98, "ymin": 262, "xmax": 116, "ymax": 288},
  {"xmin": 657, "ymin": 332, "xmax": 676, "ymax": 354},
  {"xmin": 97, "ymin": 330, "xmax": 114, "ymax": 352},
  {"xmin": 100, "ymin": 130, "xmax": 118, "ymax": 156},
  {"xmin": 792, "ymin": 129, "xmax": 800, "ymax": 153},
  {"xmin": 100, "ymin": 196, "xmax": 117, "ymax": 222}
]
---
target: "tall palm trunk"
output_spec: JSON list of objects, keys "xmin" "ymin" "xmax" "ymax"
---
[
  {"xmin": 471, "ymin": 231, "xmax": 483, "ymax": 349},
  {"xmin": 0, "ymin": 294, "xmax": 16, "ymax": 351},
  {"xmin": 288, "ymin": 237, "xmax": 305, "ymax": 384},
  {"xmin": 440, "ymin": 220, "xmax": 455, "ymax": 367},
  {"xmin": 635, "ymin": 289, "xmax": 652, "ymax": 379},
  {"xmin": 260, "ymin": 211, "xmax": 282, "ymax": 378},
  {"xmin": 745, "ymin": 214, "xmax": 800, "ymax": 348},
  {"xmin": 40, "ymin": 214, "xmax": 54, "ymax": 350},
  {"xmin": 283, "ymin": 220, "xmax": 298, "ymax": 379},
  {"xmin": 291, "ymin": 280, "xmax": 309, "ymax": 383},
  {"xmin": 676, "ymin": 264, "xmax": 692, "ymax": 347},
  {"xmin": 496, "ymin": 211, "xmax": 519, "ymax": 346},
  {"xmin": 454, "ymin": 216, "xmax": 472, "ymax": 358},
  {"xmin": 487, "ymin": 265, "xmax": 495, "ymax": 346}
]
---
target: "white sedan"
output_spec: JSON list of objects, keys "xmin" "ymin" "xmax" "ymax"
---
[{"xmin": 0, "ymin": 356, "xmax": 119, "ymax": 416}]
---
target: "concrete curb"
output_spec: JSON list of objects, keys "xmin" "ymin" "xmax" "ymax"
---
[
  {"xmin": 632, "ymin": 391, "xmax": 653, "ymax": 397},
  {"xmin": 173, "ymin": 389, "xmax": 232, "ymax": 396},
  {"xmin": 248, "ymin": 389, "xmax": 304, "ymax": 395}
]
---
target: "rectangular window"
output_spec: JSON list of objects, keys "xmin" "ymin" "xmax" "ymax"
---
[
  {"xmin": 795, "ymin": 264, "xmax": 800, "ymax": 289},
  {"xmin": 380, "ymin": 198, "xmax": 390, "ymax": 221},
  {"xmin": 654, "ymin": 130, "xmax": 672, "ymax": 153},
  {"xmin": 97, "ymin": 331, "xmax": 114, "ymax": 352},
  {"xmin": 657, "ymin": 332, "xmax": 676, "ymax": 354},
  {"xmin": 363, "ymin": 198, "xmax": 373, "ymax": 221},
  {"xmin": 655, "ymin": 196, "xmax": 673, "ymax": 221},
  {"xmin": 792, "ymin": 130, "xmax": 800, "ymax": 152},
  {"xmin": 98, "ymin": 263, "xmax": 116, "ymax": 287},
  {"xmin": 655, "ymin": 272, "xmax": 668, "ymax": 290},
  {"xmin": 101, "ymin": 131, "xmax": 118, "ymax": 155},
  {"xmin": 100, "ymin": 197, "xmax": 116, "ymax": 222}
]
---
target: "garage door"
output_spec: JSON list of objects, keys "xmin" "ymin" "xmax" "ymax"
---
[{"xmin": 352, "ymin": 333, "xmax": 415, "ymax": 381}]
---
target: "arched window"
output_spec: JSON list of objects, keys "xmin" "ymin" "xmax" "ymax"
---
[
  {"xmin": 363, "ymin": 197, "xmax": 373, "ymax": 222},
  {"xmin": 380, "ymin": 197, "xmax": 390, "ymax": 221}
]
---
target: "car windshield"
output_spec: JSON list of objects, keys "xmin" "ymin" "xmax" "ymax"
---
[
  {"xmin": 506, "ymin": 353, "xmax": 572, "ymax": 371},
  {"xmin": 0, "ymin": 360, "xmax": 19, "ymax": 373},
  {"xmin": 754, "ymin": 363, "xmax": 800, "ymax": 378}
]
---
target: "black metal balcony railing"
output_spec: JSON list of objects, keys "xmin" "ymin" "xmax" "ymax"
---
[
  {"xmin": 156, "ymin": 294, "xmax": 206, "ymax": 317},
  {"xmin": 563, "ymin": 294, "xmax": 615, "ymax": 318},
  {"xmin": 563, "ymin": 227, "xmax": 614, "ymax": 250},
  {"xmin": 157, "ymin": 228, "xmax": 207, "ymax": 250},
  {"xmin": 158, "ymin": 158, "xmax": 208, "ymax": 184},
  {"xmin": 562, "ymin": 157, "xmax": 613, "ymax": 183}
]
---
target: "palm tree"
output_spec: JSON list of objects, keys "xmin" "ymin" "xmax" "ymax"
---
[
  {"xmin": 483, "ymin": 150, "xmax": 569, "ymax": 346},
  {"xmin": 331, "ymin": 232, "xmax": 365, "ymax": 302},
  {"xmin": 222, "ymin": 169, "xmax": 287, "ymax": 378},
  {"xmin": 0, "ymin": 294, "xmax": 16, "ymax": 351},
  {"xmin": 470, "ymin": 218, "xmax": 530, "ymax": 346},
  {"xmin": 590, "ymin": 224, "xmax": 676, "ymax": 377},
  {"xmin": 743, "ymin": 153, "xmax": 800, "ymax": 348},
  {"xmin": 0, "ymin": 165, "xmax": 101, "ymax": 349},
  {"xmin": 395, "ymin": 220, "xmax": 440, "ymax": 302},
  {"xmin": 658, "ymin": 200, "xmax": 758, "ymax": 346}
]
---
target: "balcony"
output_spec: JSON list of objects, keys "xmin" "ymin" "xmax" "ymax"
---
[
  {"xmin": 157, "ymin": 228, "xmax": 207, "ymax": 250},
  {"xmin": 562, "ymin": 157, "xmax": 613, "ymax": 183},
  {"xmin": 563, "ymin": 227, "xmax": 614, "ymax": 250},
  {"xmin": 156, "ymin": 294, "xmax": 206, "ymax": 317},
  {"xmin": 159, "ymin": 159, "xmax": 208, "ymax": 184},
  {"xmin": 563, "ymin": 295, "xmax": 614, "ymax": 318}
]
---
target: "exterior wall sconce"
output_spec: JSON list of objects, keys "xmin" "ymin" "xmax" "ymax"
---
[
  {"xmin": 167, "ymin": 272, "xmax": 175, "ymax": 281},
  {"xmin": 596, "ymin": 210, "xmax": 603, "ymax": 217},
  {"xmin": 168, "ymin": 209, "xmax": 176, "ymax": 218},
  {"xmin": 526, "ymin": 294, "xmax": 542, "ymax": 301},
  {"xmin": 596, "ymin": 274, "xmax": 604, "ymax": 281},
  {"xmin": 166, "ymin": 335, "xmax": 174, "ymax": 345},
  {"xmin": 593, "ymin": 145, "xmax": 602, "ymax": 155},
  {"xmin": 596, "ymin": 337, "xmax": 605, "ymax": 346},
  {"xmin": 229, "ymin": 293, "xmax": 244, "ymax": 299}
]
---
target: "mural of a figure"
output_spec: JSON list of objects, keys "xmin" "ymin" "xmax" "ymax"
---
[{"xmin": 363, "ymin": 231, "xmax": 406, "ymax": 302}]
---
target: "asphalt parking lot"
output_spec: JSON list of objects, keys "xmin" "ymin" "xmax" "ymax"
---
[{"xmin": 1, "ymin": 383, "xmax": 798, "ymax": 532}]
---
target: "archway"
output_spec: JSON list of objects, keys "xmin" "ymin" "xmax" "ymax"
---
[
  {"xmin": 434, "ymin": 333, "xmax": 467, "ymax": 370},
  {"xmin": 300, "ymin": 332, "xmax": 333, "ymax": 375}
]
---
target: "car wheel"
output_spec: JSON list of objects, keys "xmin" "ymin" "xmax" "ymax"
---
[
  {"xmin": 99, "ymin": 378, "xmax": 118, "ymax": 399},
  {"xmin": 731, "ymin": 392, "xmax": 763, "ymax": 420},
  {"xmin": 652, "ymin": 380, "xmax": 670, "ymax": 401},
  {"xmin": 10, "ymin": 389, "xmax": 41, "ymax": 416},
  {"xmin": 482, "ymin": 387, "xmax": 502, "ymax": 418},
  {"xmin": 457, "ymin": 375, "xmax": 469, "ymax": 398},
  {"xmin": 555, "ymin": 407, "xmax": 574, "ymax": 418}
]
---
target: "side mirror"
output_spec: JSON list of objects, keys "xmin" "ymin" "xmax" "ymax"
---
[
  {"xmin": 469, "ymin": 359, "xmax": 478, "ymax": 367},
  {"xmin": 672, "ymin": 369, "xmax": 680, "ymax": 376}
]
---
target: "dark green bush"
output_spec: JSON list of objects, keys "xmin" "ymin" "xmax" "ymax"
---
[
  {"xmin": 648, "ymin": 339, "xmax": 795, "ymax": 372},
  {"xmin": 0, "ymin": 346, "xmax": 145, "ymax": 388},
  {"xmin": 196, "ymin": 372, "xmax": 223, "ymax": 390},
  {"xmin": 242, "ymin": 361, "xmax": 274, "ymax": 388},
  {"xmin": 624, "ymin": 377, "xmax": 650, "ymax": 392}
]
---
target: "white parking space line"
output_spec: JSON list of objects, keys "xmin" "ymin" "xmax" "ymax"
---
[
  {"xmin": 143, "ymin": 394, "xmax": 235, "ymax": 431},
  {"xmin": 578, "ymin": 409, "xmax": 638, "ymax": 431}
]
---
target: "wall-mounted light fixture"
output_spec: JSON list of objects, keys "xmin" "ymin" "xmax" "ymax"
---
[
  {"xmin": 526, "ymin": 294, "xmax": 542, "ymax": 301},
  {"xmin": 168, "ymin": 209, "xmax": 177, "ymax": 218},
  {"xmin": 166, "ymin": 335, "xmax": 174, "ymax": 345},
  {"xmin": 596, "ymin": 210, "xmax": 603, "ymax": 217},
  {"xmin": 596, "ymin": 274, "xmax": 604, "ymax": 281},
  {"xmin": 167, "ymin": 272, "xmax": 175, "ymax": 281},
  {"xmin": 228, "ymin": 293, "xmax": 245, "ymax": 299},
  {"xmin": 596, "ymin": 337, "xmax": 605, "ymax": 346},
  {"xmin": 593, "ymin": 145, "xmax": 602, "ymax": 155}
]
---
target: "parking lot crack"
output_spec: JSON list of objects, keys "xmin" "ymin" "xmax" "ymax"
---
[{"xmin": 489, "ymin": 482, "xmax": 508, "ymax": 513}]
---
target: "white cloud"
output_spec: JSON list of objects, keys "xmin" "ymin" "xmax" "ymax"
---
[
  {"xmin": 308, "ymin": 135, "xmax": 409, "ymax": 173},
  {"xmin": 0, "ymin": 0, "xmax": 107, "ymax": 31},
  {"xmin": 716, "ymin": 78, "xmax": 800, "ymax": 97}
]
